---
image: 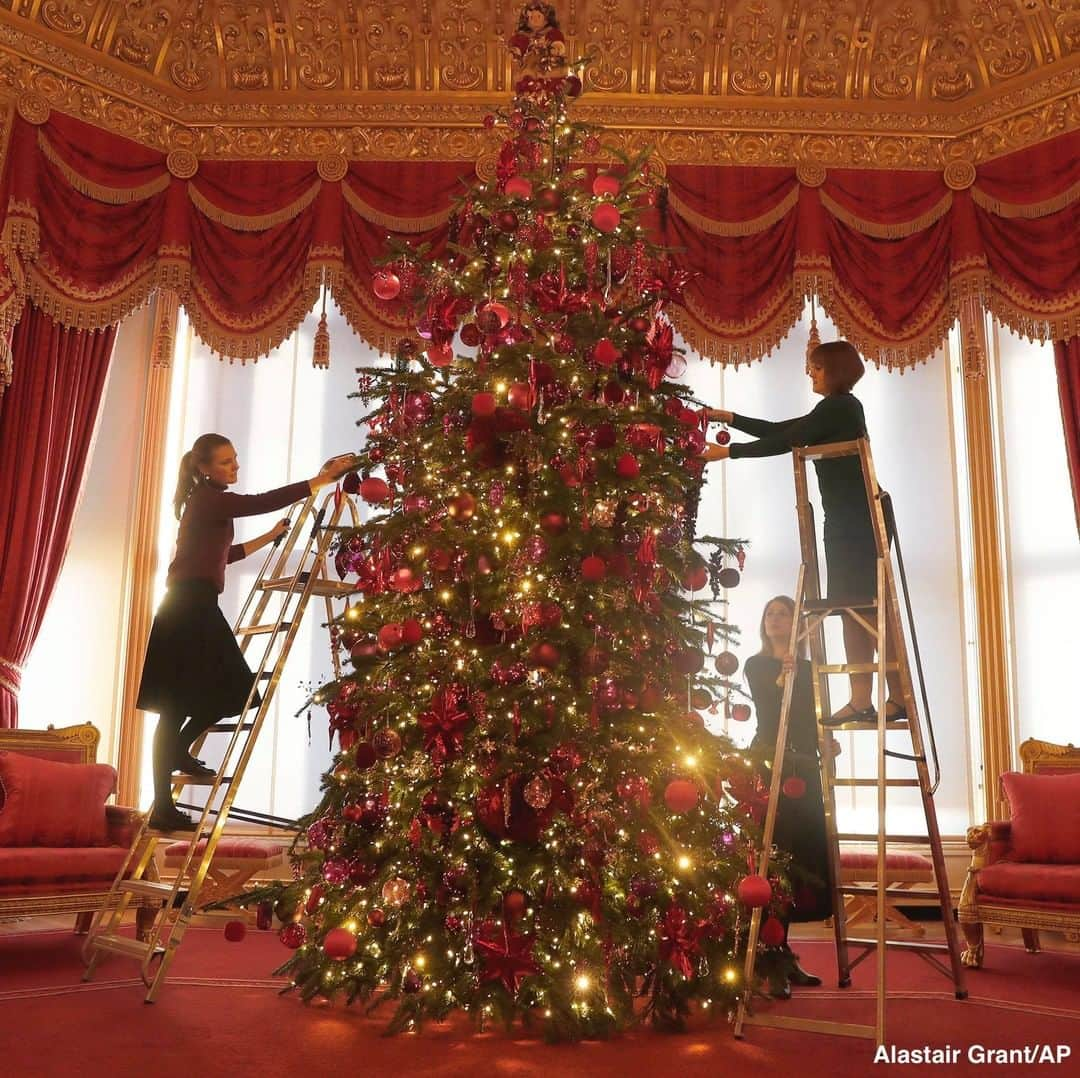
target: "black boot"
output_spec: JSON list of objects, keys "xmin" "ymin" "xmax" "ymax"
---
[{"xmin": 784, "ymin": 945, "xmax": 823, "ymax": 987}]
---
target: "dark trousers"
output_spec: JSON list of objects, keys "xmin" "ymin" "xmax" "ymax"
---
[{"xmin": 151, "ymin": 709, "xmax": 220, "ymax": 808}]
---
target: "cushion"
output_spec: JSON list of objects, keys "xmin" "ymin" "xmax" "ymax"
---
[
  {"xmin": 163, "ymin": 837, "xmax": 285, "ymax": 866},
  {"xmin": 0, "ymin": 845, "xmax": 129, "ymax": 886},
  {"xmin": 976, "ymin": 862, "xmax": 1080, "ymax": 905},
  {"xmin": 0, "ymin": 751, "xmax": 115, "ymax": 847},
  {"xmin": 1001, "ymin": 771, "xmax": 1080, "ymax": 863},
  {"xmin": 841, "ymin": 851, "xmax": 933, "ymax": 873}
]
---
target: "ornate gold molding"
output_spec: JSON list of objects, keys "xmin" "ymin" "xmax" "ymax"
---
[
  {"xmin": 957, "ymin": 297, "xmax": 1014, "ymax": 822},
  {"xmin": 0, "ymin": 11, "xmax": 1075, "ymax": 167}
]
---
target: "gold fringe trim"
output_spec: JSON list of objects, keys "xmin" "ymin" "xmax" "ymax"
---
[
  {"xmin": 37, "ymin": 131, "xmax": 170, "ymax": 205},
  {"xmin": 342, "ymin": 182, "xmax": 453, "ymax": 234},
  {"xmin": 818, "ymin": 189, "xmax": 954, "ymax": 238},
  {"xmin": 333, "ymin": 267, "xmax": 417, "ymax": 355},
  {"xmin": 188, "ymin": 180, "xmax": 322, "ymax": 232},
  {"xmin": 667, "ymin": 186, "xmax": 800, "ymax": 237},
  {"xmin": 970, "ymin": 179, "xmax": 1080, "ymax": 219}
]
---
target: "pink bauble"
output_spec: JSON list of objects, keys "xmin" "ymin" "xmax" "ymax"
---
[
  {"xmin": 323, "ymin": 926, "xmax": 358, "ymax": 961},
  {"xmin": 581, "ymin": 555, "xmax": 607, "ymax": 582},
  {"xmin": 737, "ymin": 874, "xmax": 773, "ymax": 908},
  {"xmin": 664, "ymin": 779, "xmax": 699, "ymax": 814},
  {"xmin": 592, "ymin": 203, "xmax": 621, "ymax": 233},
  {"xmin": 592, "ymin": 175, "xmax": 621, "ymax": 197},
  {"xmin": 372, "ymin": 270, "xmax": 401, "ymax": 301},
  {"xmin": 730, "ymin": 703, "xmax": 752, "ymax": 722},
  {"xmin": 505, "ymin": 176, "xmax": 533, "ymax": 199},
  {"xmin": 359, "ymin": 477, "xmax": 391, "ymax": 504}
]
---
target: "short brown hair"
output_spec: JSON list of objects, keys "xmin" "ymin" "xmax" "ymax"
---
[{"xmin": 811, "ymin": 340, "xmax": 864, "ymax": 393}]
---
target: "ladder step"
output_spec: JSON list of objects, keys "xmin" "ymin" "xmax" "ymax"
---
[
  {"xmin": 208, "ymin": 721, "xmax": 255, "ymax": 733},
  {"xmin": 172, "ymin": 774, "xmax": 232, "ymax": 786},
  {"xmin": 832, "ymin": 778, "xmax": 922, "ymax": 787},
  {"xmin": 120, "ymin": 880, "xmax": 177, "ymax": 900},
  {"xmin": 845, "ymin": 937, "xmax": 952, "ymax": 953},
  {"xmin": 237, "ymin": 621, "xmax": 293, "ymax": 636},
  {"xmin": 837, "ymin": 833, "xmax": 931, "ymax": 843},
  {"xmin": 840, "ymin": 885, "xmax": 941, "ymax": 899},
  {"xmin": 89, "ymin": 933, "xmax": 163, "ymax": 961},
  {"xmin": 815, "ymin": 663, "xmax": 900, "ymax": 675},
  {"xmin": 261, "ymin": 575, "xmax": 354, "ymax": 598},
  {"xmin": 802, "ymin": 597, "xmax": 877, "ymax": 614},
  {"xmin": 821, "ymin": 717, "xmax": 909, "ymax": 730},
  {"xmin": 742, "ymin": 1013, "xmax": 875, "ymax": 1040}
]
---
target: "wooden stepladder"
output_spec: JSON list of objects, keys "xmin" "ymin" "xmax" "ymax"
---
[
  {"xmin": 82, "ymin": 486, "xmax": 359, "ymax": 1001},
  {"xmin": 733, "ymin": 438, "xmax": 966, "ymax": 1046}
]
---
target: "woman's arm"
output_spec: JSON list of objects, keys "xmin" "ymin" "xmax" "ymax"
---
[
  {"xmin": 703, "ymin": 408, "xmax": 796, "ymax": 438},
  {"xmin": 728, "ymin": 396, "xmax": 852, "ymax": 459},
  {"xmin": 227, "ymin": 519, "xmax": 290, "ymax": 563},
  {"xmin": 209, "ymin": 455, "xmax": 357, "ymax": 519}
]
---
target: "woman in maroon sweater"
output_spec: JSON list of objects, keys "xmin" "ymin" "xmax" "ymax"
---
[{"xmin": 137, "ymin": 433, "xmax": 353, "ymax": 831}]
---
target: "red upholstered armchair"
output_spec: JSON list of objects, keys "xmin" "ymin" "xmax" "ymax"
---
[
  {"xmin": 0, "ymin": 723, "xmax": 158, "ymax": 938},
  {"xmin": 958, "ymin": 739, "xmax": 1080, "ymax": 968}
]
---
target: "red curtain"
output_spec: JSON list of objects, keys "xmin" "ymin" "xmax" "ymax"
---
[
  {"xmin": 1, "ymin": 111, "xmax": 1076, "ymax": 374},
  {"xmin": 0, "ymin": 305, "xmax": 116, "ymax": 727},
  {"xmin": 1055, "ymin": 338, "xmax": 1080, "ymax": 537}
]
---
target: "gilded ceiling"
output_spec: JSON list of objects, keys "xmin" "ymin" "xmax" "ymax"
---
[{"xmin": 0, "ymin": 1, "xmax": 1079, "ymax": 164}]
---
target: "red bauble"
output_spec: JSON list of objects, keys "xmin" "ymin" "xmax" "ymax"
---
[
  {"xmin": 616, "ymin": 453, "xmax": 641, "ymax": 479},
  {"xmin": 565, "ymin": 74, "xmax": 583, "ymax": 97},
  {"xmin": 507, "ymin": 382, "xmax": 532, "ymax": 410},
  {"xmin": 537, "ymin": 187, "xmax": 562, "ymax": 212},
  {"xmin": 592, "ymin": 338, "xmax": 619, "ymax": 367},
  {"xmin": 718, "ymin": 567, "xmax": 741, "ymax": 588},
  {"xmin": 378, "ymin": 622, "xmax": 404, "ymax": 650},
  {"xmin": 628, "ymin": 315, "xmax": 651, "ymax": 333},
  {"xmin": 592, "ymin": 174, "xmax": 621, "ymax": 197},
  {"xmin": 782, "ymin": 776, "xmax": 807, "ymax": 799},
  {"xmin": 390, "ymin": 567, "xmax": 421, "ymax": 593},
  {"xmin": 530, "ymin": 642, "xmax": 561, "ymax": 669},
  {"xmin": 323, "ymin": 926, "xmax": 358, "ymax": 961},
  {"xmin": 592, "ymin": 203, "xmax": 621, "ymax": 233},
  {"xmin": 448, "ymin": 492, "xmax": 477, "ymax": 520},
  {"xmin": 714, "ymin": 651, "xmax": 739, "ymax": 676},
  {"xmin": 428, "ymin": 548, "xmax": 453, "ymax": 571},
  {"xmin": 716, "ymin": 429, "xmax": 731, "ymax": 446},
  {"xmin": 372, "ymin": 269, "xmax": 402, "ymax": 301},
  {"xmin": 496, "ymin": 210, "xmax": 520, "ymax": 233},
  {"xmin": 350, "ymin": 640, "xmax": 378, "ymax": 665},
  {"xmin": 730, "ymin": 703, "xmax": 752, "ymax": 722},
  {"xmin": 479, "ymin": 301, "xmax": 511, "ymax": 328},
  {"xmin": 367, "ymin": 908, "xmax": 386, "ymax": 927},
  {"xmin": 224, "ymin": 920, "xmax": 246, "ymax": 943},
  {"xmin": 736, "ymin": 874, "xmax": 773, "ymax": 908},
  {"xmin": 426, "ymin": 343, "xmax": 454, "ymax": 367},
  {"xmin": 459, "ymin": 322, "xmax": 481, "ymax": 347},
  {"xmin": 359, "ymin": 477, "xmax": 391, "ymax": 504},
  {"xmin": 401, "ymin": 618, "xmax": 423, "ymax": 645},
  {"xmin": 581, "ymin": 554, "xmax": 607, "ymax": 582},
  {"xmin": 682, "ymin": 564, "xmax": 708, "ymax": 591},
  {"xmin": 504, "ymin": 890, "xmax": 528, "ymax": 919},
  {"xmin": 472, "ymin": 392, "xmax": 498, "ymax": 417},
  {"xmin": 505, "ymin": 176, "xmax": 533, "ymax": 199},
  {"xmin": 761, "ymin": 915, "xmax": 786, "ymax": 947},
  {"xmin": 279, "ymin": 922, "xmax": 306, "ymax": 949},
  {"xmin": 354, "ymin": 741, "xmax": 377, "ymax": 769},
  {"xmin": 664, "ymin": 778, "xmax": 699, "ymax": 814},
  {"xmin": 672, "ymin": 647, "xmax": 705, "ymax": 675},
  {"xmin": 540, "ymin": 511, "xmax": 567, "ymax": 534},
  {"xmin": 342, "ymin": 471, "xmax": 360, "ymax": 495},
  {"xmin": 691, "ymin": 687, "xmax": 712, "ymax": 710}
]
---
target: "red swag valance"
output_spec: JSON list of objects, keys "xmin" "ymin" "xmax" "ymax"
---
[{"xmin": 1, "ymin": 111, "xmax": 1077, "ymax": 387}]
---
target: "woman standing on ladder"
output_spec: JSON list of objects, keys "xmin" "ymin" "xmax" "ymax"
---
[
  {"xmin": 137, "ymin": 434, "xmax": 354, "ymax": 831},
  {"xmin": 702, "ymin": 340, "xmax": 903, "ymax": 725}
]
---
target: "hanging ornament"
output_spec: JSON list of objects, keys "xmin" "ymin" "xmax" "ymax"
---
[
  {"xmin": 806, "ymin": 294, "xmax": 821, "ymax": 374},
  {"xmin": 592, "ymin": 174, "xmax": 621, "ymax": 197},
  {"xmin": 591, "ymin": 500, "xmax": 616, "ymax": 527},
  {"xmin": 736, "ymin": 874, "xmax": 773, "ymax": 908},
  {"xmin": 664, "ymin": 778, "xmax": 700, "ymax": 813},
  {"xmin": 505, "ymin": 176, "xmax": 533, "ymax": 199},
  {"xmin": 718, "ymin": 566, "xmax": 741, "ymax": 588},
  {"xmin": 372, "ymin": 268, "xmax": 402, "ymax": 301},
  {"xmin": 782, "ymin": 776, "xmax": 807, "ymax": 799},
  {"xmin": 448, "ymin": 492, "xmax": 477, "ymax": 520},
  {"xmin": 760, "ymin": 915, "xmax": 786, "ymax": 947},
  {"xmin": 592, "ymin": 203, "xmax": 621, "ymax": 232},
  {"xmin": 359, "ymin": 477, "xmax": 391, "ymax": 504},
  {"xmin": 714, "ymin": 651, "xmax": 740, "ymax": 676},
  {"xmin": 730, "ymin": 703, "xmax": 752, "ymax": 722},
  {"xmin": 523, "ymin": 774, "xmax": 552, "ymax": 809},
  {"xmin": 323, "ymin": 926, "xmax": 358, "ymax": 961},
  {"xmin": 279, "ymin": 922, "xmax": 307, "ymax": 949},
  {"xmin": 381, "ymin": 877, "xmax": 411, "ymax": 907},
  {"xmin": 373, "ymin": 727, "xmax": 402, "ymax": 758}
]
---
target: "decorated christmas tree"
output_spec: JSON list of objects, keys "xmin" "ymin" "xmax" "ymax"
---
[{"xmin": 257, "ymin": 4, "xmax": 786, "ymax": 1039}]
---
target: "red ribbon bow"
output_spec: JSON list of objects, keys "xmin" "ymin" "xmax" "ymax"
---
[
  {"xmin": 658, "ymin": 904, "xmax": 703, "ymax": 979},
  {"xmin": 419, "ymin": 685, "xmax": 470, "ymax": 762}
]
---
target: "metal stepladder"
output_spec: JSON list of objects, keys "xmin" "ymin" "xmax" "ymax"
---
[
  {"xmin": 82, "ymin": 485, "xmax": 359, "ymax": 1001},
  {"xmin": 733, "ymin": 437, "xmax": 967, "ymax": 1046}
]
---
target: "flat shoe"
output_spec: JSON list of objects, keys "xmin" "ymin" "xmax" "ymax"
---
[
  {"xmin": 149, "ymin": 807, "xmax": 196, "ymax": 833},
  {"xmin": 821, "ymin": 703, "xmax": 864, "ymax": 727},
  {"xmin": 173, "ymin": 753, "xmax": 216, "ymax": 778},
  {"xmin": 859, "ymin": 702, "xmax": 907, "ymax": 723},
  {"xmin": 789, "ymin": 962, "xmax": 823, "ymax": 987}
]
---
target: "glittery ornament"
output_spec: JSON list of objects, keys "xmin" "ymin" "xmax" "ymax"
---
[
  {"xmin": 381, "ymin": 877, "xmax": 411, "ymax": 906},
  {"xmin": 279, "ymin": 922, "xmax": 307, "ymax": 949},
  {"xmin": 591, "ymin": 500, "xmax": 616, "ymax": 527},
  {"xmin": 523, "ymin": 774, "xmax": 552, "ymax": 809},
  {"xmin": 373, "ymin": 727, "xmax": 402, "ymax": 758}
]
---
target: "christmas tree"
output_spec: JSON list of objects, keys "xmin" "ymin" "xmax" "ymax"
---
[{"xmin": 257, "ymin": 5, "xmax": 785, "ymax": 1039}]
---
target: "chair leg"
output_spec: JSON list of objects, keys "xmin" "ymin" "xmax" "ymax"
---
[
  {"xmin": 961, "ymin": 921, "xmax": 984, "ymax": 968},
  {"xmin": 74, "ymin": 911, "xmax": 92, "ymax": 935},
  {"xmin": 1021, "ymin": 927, "xmax": 1040, "ymax": 954}
]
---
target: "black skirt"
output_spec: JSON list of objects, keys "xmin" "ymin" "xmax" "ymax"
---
[
  {"xmin": 136, "ymin": 578, "xmax": 261, "ymax": 718},
  {"xmin": 823, "ymin": 526, "xmax": 878, "ymax": 601}
]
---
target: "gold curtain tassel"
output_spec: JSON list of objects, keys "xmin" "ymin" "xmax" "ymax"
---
[{"xmin": 313, "ymin": 310, "xmax": 331, "ymax": 369}]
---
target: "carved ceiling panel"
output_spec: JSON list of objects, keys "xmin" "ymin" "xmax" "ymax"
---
[{"xmin": 2, "ymin": 0, "xmax": 1077, "ymax": 104}]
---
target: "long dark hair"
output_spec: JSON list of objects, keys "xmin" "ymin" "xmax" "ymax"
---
[
  {"xmin": 173, "ymin": 433, "xmax": 231, "ymax": 520},
  {"xmin": 758, "ymin": 595, "xmax": 807, "ymax": 658}
]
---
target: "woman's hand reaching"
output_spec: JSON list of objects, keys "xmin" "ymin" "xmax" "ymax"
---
[
  {"xmin": 704, "ymin": 407, "xmax": 733, "ymax": 424},
  {"xmin": 310, "ymin": 454, "xmax": 358, "ymax": 491},
  {"xmin": 700, "ymin": 442, "xmax": 731, "ymax": 461}
]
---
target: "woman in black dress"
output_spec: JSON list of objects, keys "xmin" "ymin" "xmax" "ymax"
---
[
  {"xmin": 703, "ymin": 340, "xmax": 903, "ymax": 725},
  {"xmin": 744, "ymin": 595, "xmax": 831, "ymax": 999},
  {"xmin": 137, "ymin": 433, "xmax": 354, "ymax": 831}
]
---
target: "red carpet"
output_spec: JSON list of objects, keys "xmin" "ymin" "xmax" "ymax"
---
[{"xmin": 1, "ymin": 928, "xmax": 1077, "ymax": 1077}]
